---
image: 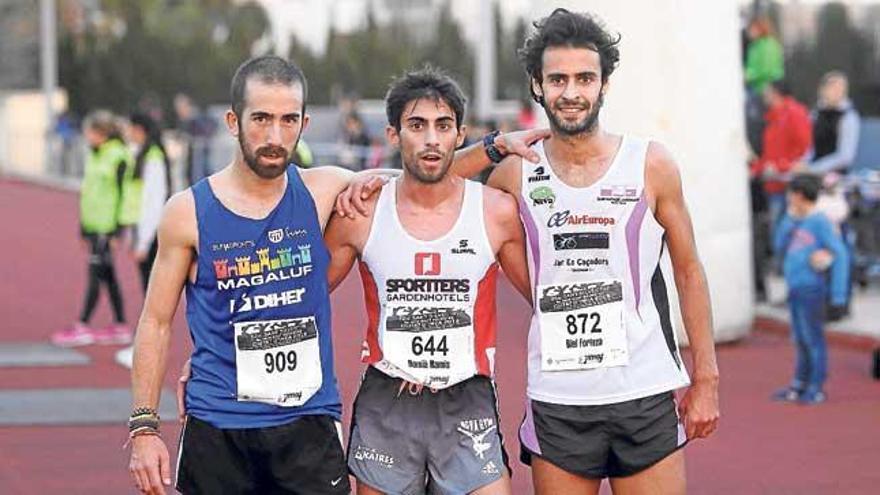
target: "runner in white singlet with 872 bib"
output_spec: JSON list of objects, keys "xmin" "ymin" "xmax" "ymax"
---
[{"xmin": 446, "ymin": 8, "xmax": 721, "ymax": 495}]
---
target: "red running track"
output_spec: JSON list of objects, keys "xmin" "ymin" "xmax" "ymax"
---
[{"xmin": 1, "ymin": 178, "xmax": 878, "ymax": 494}]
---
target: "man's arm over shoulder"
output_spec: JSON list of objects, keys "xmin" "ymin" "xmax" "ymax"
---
[
  {"xmin": 451, "ymin": 129, "xmax": 549, "ymax": 180},
  {"xmin": 324, "ymin": 193, "xmax": 378, "ymax": 292},
  {"xmin": 302, "ymin": 166, "xmax": 399, "ymax": 227},
  {"xmin": 300, "ymin": 166, "xmax": 356, "ymax": 229},
  {"xmin": 486, "ymin": 155, "xmax": 524, "ymax": 196},
  {"xmin": 646, "ymin": 141, "xmax": 720, "ymax": 440},
  {"xmin": 483, "ymin": 185, "xmax": 531, "ymax": 304}
]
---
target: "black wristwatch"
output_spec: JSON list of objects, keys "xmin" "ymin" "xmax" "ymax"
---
[{"xmin": 482, "ymin": 130, "xmax": 506, "ymax": 164}]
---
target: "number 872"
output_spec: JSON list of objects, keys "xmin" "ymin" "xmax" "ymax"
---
[{"xmin": 565, "ymin": 313, "xmax": 601, "ymax": 335}]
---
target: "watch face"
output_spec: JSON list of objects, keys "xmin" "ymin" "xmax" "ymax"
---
[{"xmin": 486, "ymin": 147, "xmax": 501, "ymax": 163}]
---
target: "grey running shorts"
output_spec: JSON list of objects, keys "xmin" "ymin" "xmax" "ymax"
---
[{"xmin": 347, "ymin": 366, "xmax": 509, "ymax": 495}]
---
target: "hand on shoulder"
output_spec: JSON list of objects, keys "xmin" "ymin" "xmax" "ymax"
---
[{"xmin": 300, "ymin": 166, "xmax": 356, "ymax": 200}]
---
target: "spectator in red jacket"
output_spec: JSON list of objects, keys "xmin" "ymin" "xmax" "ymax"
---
[{"xmin": 750, "ymin": 80, "xmax": 813, "ymax": 227}]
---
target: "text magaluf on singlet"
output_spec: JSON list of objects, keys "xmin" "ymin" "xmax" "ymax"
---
[
  {"xmin": 518, "ymin": 136, "xmax": 691, "ymax": 405},
  {"xmin": 185, "ymin": 168, "xmax": 341, "ymax": 428},
  {"xmin": 357, "ymin": 179, "xmax": 499, "ymax": 388}
]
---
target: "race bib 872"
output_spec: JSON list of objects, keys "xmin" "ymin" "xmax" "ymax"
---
[{"xmin": 537, "ymin": 280, "xmax": 629, "ymax": 371}]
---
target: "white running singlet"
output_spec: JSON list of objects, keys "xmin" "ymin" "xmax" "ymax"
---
[
  {"xmin": 519, "ymin": 136, "xmax": 691, "ymax": 405},
  {"xmin": 358, "ymin": 179, "xmax": 499, "ymax": 389}
]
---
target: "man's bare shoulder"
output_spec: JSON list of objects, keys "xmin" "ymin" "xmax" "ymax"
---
[
  {"xmin": 481, "ymin": 183, "xmax": 520, "ymax": 223},
  {"xmin": 159, "ymin": 189, "xmax": 197, "ymax": 246},
  {"xmin": 481, "ymin": 183, "xmax": 522, "ymax": 247},
  {"xmin": 300, "ymin": 166, "xmax": 355, "ymax": 200},
  {"xmin": 645, "ymin": 141, "xmax": 681, "ymax": 181}
]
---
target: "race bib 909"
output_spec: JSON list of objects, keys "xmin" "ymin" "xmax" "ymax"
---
[{"xmin": 234, "ymin": 316, "xmax": 323, "ymax": 407}]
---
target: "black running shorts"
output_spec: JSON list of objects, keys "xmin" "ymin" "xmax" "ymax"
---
[
  {"xmin": 175, "ymin": 414, "xmax": 349, "ymax": 494},
  {"xmin": 519, "ymin": 391, "xmax": 686, "ymax": 478}
]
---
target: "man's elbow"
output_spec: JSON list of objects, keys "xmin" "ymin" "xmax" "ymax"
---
[
  {"xmin": 137, "ymin": 313, "xmax": 173, "ymax": 339},
  {"xmin": 673, "ymin": 260, "xmax": 706, "ymax": 288}
]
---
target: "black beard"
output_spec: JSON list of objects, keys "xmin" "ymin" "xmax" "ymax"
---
[
  {"xmin": 403, "ymin": 153, "xmax": 452, "ymax": 184},
  {"xmin": 544, "ymin": 92, "xmax": 604, "ymax": 136},
  {"xmin": 238, "ymin": 131, "xmax": 298, "ymax": 180}
]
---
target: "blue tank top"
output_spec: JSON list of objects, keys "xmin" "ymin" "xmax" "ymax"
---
[{"xmin": 185, "ymin": 167, "xmax": 341, "ymax": 428}]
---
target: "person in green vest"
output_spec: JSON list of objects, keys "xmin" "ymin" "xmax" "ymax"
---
[
  {"xmin": 744, "ymin": 16, "xmax": 785, "ymax": 157},
  {"xmin": 294, "ymin": 139, "xmax": 314, "ymax": 168},
  {"xmin": 52, "ymin": 110, "xmax": 133, "ymax": 347},
  {"xmin": 745, "ymin": 16, "xmax": 784, "ymax": 94},
  {"xmin": 115, "ymin": 112, "xmax": 172, "ymax": 368}
]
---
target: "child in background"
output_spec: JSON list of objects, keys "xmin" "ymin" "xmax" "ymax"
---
[{"xmin": 773, "ymin": 174, "xmax": 849, "ymax": 404}]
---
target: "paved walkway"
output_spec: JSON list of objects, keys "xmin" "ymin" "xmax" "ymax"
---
[
  {"xmin": 758, "ymin": 275, "xmax": 880, "ymax": 341},
  {"xmin": 2, "ymin": 178, "xmax": 878, "ymax": 494}
]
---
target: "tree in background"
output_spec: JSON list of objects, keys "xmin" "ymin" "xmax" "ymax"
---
[
  {"xmin": 494, "ymin": 3, "xmax": 528, "ymax": 102},
  {"xmin": 784, "ymin": 2, "xmax": 878, "ymax": 116},
  {"xmin": 0, "ymin": 1, "xmax": 40, "ymax": 90},
  {"xmin": 288, "ymin": 0, "xmax": 532, "ymax": 107},
  {"xmin": 61, "ymin": 0, "xmax": 532, "ymax": 117},
  {"xmin": 59, "ymin": 0, "xmax": 270, "ymax": 122},
  {"xmin": 416, "ymin": 1, "xmax": 473, "ymax": 97}
]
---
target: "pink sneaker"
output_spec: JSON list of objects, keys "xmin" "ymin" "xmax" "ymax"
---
[
  {"xmin": 94, "ymin": 324, "xmax": 133, "ymax": 345},
  {"xmin": 51, "ymin": 322, "xmax": 96, "ymax": 347}
]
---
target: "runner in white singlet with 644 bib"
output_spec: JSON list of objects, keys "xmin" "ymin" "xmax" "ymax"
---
[{"xmin": 325, "ymin": 68, "xmax": 531, "ymax": 495}]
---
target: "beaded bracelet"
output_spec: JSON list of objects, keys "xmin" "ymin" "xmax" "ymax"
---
[
  {"xmin": 129, "ymin": 407, "xmax": 161, "ymax": 433},
  {"xmin": 130, "ymin": 407, "xmax": 159, "ymax": 419}
]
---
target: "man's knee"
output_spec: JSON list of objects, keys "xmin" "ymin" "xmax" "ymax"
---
[{"xmin": 532, "ymin": 457, "xmax": 601, "ymax": 495}]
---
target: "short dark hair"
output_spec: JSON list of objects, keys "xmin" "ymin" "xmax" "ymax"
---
[
  {"xmin": 385, "ymin": 66, "xmax": 467, "ymax": 131},
  {"xmin": 230, "ymin": 55, "xmax": 308, "ymax": 118},
  {"xmin": 518, "ymin": 9, "xmax": 621, "ymax": 103},
  {"xmin": 788, "ymin": 173, "xmax": 822, "ymax": 202}
]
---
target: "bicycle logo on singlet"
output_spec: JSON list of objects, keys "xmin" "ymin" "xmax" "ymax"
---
[{"xmin": 555, "ymin": 235, "xmax": 577, "ymax": 250}]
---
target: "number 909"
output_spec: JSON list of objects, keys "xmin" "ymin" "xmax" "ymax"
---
[{"xmin": 264, "ymin": 350, "xmax": 297, "ymax": 374}]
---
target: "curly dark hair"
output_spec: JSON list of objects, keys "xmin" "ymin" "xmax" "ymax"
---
[
  {"xmin": 385, "ymin": 66, "xmax": 467, "ymax": 131},
  {"xmin": 518, "ymin": 8, "xmax": 621, "ymax": 103}
]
